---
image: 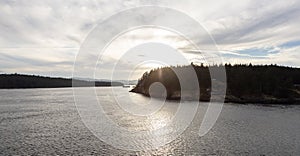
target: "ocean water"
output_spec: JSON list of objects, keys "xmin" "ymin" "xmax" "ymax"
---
[{"xmin": 0, "ymin": 87, "xmax": 299, "ymax": 155}]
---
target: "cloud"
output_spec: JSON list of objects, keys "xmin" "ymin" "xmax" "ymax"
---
[
  {"xmin": 0, "ymin": 0, "xmax": 140, "ymax": 77},
  {"xmin": 0, "ymin": 0, "xmax": 300, "ymax": 79},
  {"xmin": 203, "ymin": 0, "xmax": 300, "ymax": 49},
  {"xmin": 181, "ymin": 50, "xmax": 202, "ymax": 55}
]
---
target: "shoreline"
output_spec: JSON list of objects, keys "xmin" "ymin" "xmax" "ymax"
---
[{"xmin": 130, "ymin": 90, "xmax": 300, "ymax": 105}]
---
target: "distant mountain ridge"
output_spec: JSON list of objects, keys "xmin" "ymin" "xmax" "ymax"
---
[
  {"xmin": 0, "ymin": 73, "xmax": 123, "ymax": 89},
  {"xmin": 73, "ymin": 77, "xmax": 137, "ymax": 85}
]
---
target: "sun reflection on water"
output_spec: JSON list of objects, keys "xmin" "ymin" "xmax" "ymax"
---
[{"xmin": 147, "ymin": 110, "xmax": 173, "ymax": 131}]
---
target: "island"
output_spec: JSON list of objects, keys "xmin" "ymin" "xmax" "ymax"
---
[
  {"xmin": 0, "ymin": 73, "xmax": 123, "ymax": 89},
  {"xmin": 131, "ymin": 64, "xmax": 300, "ymax": 104}
]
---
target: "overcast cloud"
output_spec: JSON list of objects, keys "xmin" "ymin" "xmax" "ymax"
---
[{"xmin": 0, "ymin": 0, "xmax": 300, "ymax": 79}]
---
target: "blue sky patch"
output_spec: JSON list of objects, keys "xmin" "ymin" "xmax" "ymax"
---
[
  {"xmin": 236, "ymin": 47, "xmax": 279, "ymax": 57},
  {"xmin": 221, "ymin": 53, "xmax": 266, "ymax": 59},
  {"xmin": 280, "ymin": 40, "xmax": 300, "ymax": 48}
]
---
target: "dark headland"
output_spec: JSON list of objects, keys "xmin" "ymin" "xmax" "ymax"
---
[
  {"xmin": 0, "ymin": 73, "xmax": 123, "ymax": 89},
  {"xmin": 131, "ymin": 64, "xmax": 300, "ymax": 104}
]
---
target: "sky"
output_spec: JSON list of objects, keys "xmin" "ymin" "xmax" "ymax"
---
[{"xmin": 0, "ymin": 0, "xmax": 300, "ymax": 79}]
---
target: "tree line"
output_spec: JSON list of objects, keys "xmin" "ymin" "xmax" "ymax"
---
[
  {"xmin": 0, "ymin": 73, "xmax": 123, "ymax": 89},
  {"xmin": 131, "ymin": 64, "xmax": 300, "ymax": 103}
]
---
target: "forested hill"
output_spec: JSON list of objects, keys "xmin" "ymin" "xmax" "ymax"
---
[
  {"xmin": 131, "ymin": 64, "xmax": 300, "ymax": 104},
  {"xmin": 0, "ymin": 74, "xmax": 123, "ymax": 89}
]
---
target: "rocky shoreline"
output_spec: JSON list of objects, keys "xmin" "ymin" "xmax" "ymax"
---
[{"xmin": 130, "ymin": 88, "xmax": 300, "ymax": 104}]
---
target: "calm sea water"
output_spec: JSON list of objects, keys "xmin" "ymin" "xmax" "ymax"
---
[{"xmin": 0, "ymin": 87, "xmax": 299, "ymax": 155}]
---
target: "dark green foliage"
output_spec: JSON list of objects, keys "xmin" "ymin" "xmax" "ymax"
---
[
  {"xmin": 225, "ymin": 64, "xmax": 296, "ymax": 98},
  {"xmin": 0, "ymin": 74, "xmax": 123, "ymax": 89},
  {"xmin": 131, "ymin": 64, "xmax": 300, "ymax": 103}
]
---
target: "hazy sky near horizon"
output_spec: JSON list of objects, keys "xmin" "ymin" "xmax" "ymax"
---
[{"xmin": 1, "ymin": 0, "xmax": 300, "ymax": 79}]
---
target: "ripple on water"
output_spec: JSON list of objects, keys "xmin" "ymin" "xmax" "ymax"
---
[{"xmin": 0, "ymin": 88, "xmax": 299, "ymax": 155}]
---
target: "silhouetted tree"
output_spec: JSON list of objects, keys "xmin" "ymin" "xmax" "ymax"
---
[{"xmin": 131, "ymin": 64, "xmax": 300, "ymax": 104}]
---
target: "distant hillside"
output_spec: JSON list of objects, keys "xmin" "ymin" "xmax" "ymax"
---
[
  {"xmin": 0, "ymin": 74, "xmax": 123, "ymax": 89},
  {"xmin": 131, "ymin": 64, "xmax": 300, "ymax": 104}
]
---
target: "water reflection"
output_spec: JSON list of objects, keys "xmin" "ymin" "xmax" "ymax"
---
[
  {"xmin": 94, "ymin": 87, "xmax": 185, "ymax": 150},
  {"xmin": 148, "ymin": 110, "xmax": 172, "ymax": 130},
  {"xmin": 1, "ymin": 88, "xmax": 299, "ymax": 155}
]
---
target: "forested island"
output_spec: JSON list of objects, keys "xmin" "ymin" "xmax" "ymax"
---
[
  {"xmin": 0, "ymin": 74, "xmax": 123, "ymax": 89},
  {"xmin": 131, "ymin": 64, "xmax": 300, "ymax": 104}
]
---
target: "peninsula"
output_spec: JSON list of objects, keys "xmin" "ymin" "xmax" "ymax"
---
[{"xmin": 131, "ymin": 64, "xmax": 300, "ymax": 104}]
